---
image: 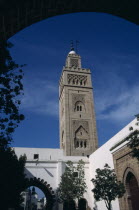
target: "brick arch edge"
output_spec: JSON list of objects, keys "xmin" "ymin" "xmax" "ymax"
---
[{"xmin": 22, "ymin": 177, "xmax": 55, "ymax": 210}]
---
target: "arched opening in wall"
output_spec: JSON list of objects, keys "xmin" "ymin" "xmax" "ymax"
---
[
  {"xmin": 20, "ymin": 178, "xmax": 55, "ymax": 210},
  {"xmin": 20, "ymin": 186, "xmax": 46, "ymax": 210},
  {"xmin": 74, "ymin": 101, "xmax": 85, "ymax": 112},
  {"xmin": 78, "ymin": 198, "xmax": 87, "ymax": 210},
  {"xmin": 126, "ymin": 172, "xmax": 139, "ymax": 210},
  {"xmin": 74, "ymin": 126, "xmax": 89, "ymax": 149}
]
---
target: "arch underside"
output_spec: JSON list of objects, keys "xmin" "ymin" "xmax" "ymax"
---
[
  {"xmin": 0, "ymin": 0, "xmax": 139, "ymax": 40},
  {"xmin": 23, "ymin": 177, "xmax": 55, "ymax": 210}
]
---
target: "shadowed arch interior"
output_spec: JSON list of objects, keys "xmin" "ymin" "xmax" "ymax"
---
[
  {"xmin": 125, "ymin": 172, "xmax": 139, "ymax": 210},
  {"xmin": 0, "ymin": 0, "xmax": 139, "ymax": 40}
]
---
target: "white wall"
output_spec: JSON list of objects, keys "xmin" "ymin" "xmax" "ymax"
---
[
  {"xmin": 14, "ymin": 147, "xmax": 90, "ymax": 209},
  {"xmin": 88, "ymin": 118, "xmax": 139, "ymax": 210},
  {"xmin": 14, "ymin": 117, "xmax": 139, "ymax": 210}
]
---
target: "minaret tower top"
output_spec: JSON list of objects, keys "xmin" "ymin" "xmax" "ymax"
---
[{"xmin": 65, "ymin": 43, "xmax": 81, "ymax": 68}]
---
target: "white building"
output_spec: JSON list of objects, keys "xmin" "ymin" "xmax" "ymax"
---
[{"xmin": 15, "ymin": 48, "xmax": 139, "ymax": 210}]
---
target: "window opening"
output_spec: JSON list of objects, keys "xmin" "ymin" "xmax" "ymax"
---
[
  {"xmin": 34, "ymin": 154, "xmax": 39, "ymax": 159},
  {"xmin": 75, "ymin": 101, "xmax": 85, "ymax": 113},
  {"xmin": 84, "ymin": 141, "xmax": 87, "ymax": 148}
]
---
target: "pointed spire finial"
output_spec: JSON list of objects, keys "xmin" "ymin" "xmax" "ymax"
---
[
  {"xmin": 76, "ymin": 40, "xmax": 79, "ymax": 54},
  {"xmin": 70, "ymin": 40, "xmax": 74, "ymax": 51}
]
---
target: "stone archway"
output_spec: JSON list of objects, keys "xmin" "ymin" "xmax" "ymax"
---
[
  {"xmin": 0, "ymin": 0, "xmax": 139, "ymax": 40},
  {"xmin": 22, "ymin": 177, "xmax": 55, "ymax": 210},
  {"xmin": 125, "ymin": 172, "xmax": 139, "ymax": 210}
]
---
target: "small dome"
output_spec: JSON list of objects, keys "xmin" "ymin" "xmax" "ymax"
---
[{"xmin": 69, "ymin": 50, "xmax": 76, "ymax": 55}]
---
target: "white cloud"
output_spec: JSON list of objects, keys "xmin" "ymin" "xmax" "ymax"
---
[
  {"xmin": 11, "ymin": 38, "xmax": 63, "ymax": 58},
  {"xmin": 95, "ymin": 73, "xmax": 139, "ymax": 123},
  {"xmin": 21, "ymin": 78, "xmax": 59, "ymax": 117},
  {"xmin": 19, "ymin": 50, "xmax": 139, "ymax": 124},
  {"xmin": 21, "ymin": 71, "xmax": 139, "ymax": 123}
]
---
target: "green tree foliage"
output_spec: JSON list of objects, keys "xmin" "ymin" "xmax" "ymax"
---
[
  {"xmin": 0, "ymin": 148, "xmax": 27, "ymax": 210},
  {"xmin": 128, "ymin": 130, "xmax": 139, "ymax": 161},
  {"xmin": 0, "ymin": 40, "xmax": 25, "ymax": 149},
  {"xmin": 57, "ymin": 160, "xmax": 87, "ymax": 209},
  {"xmin": 0, "ymin": 41, "xmax": 27, "ymax": 209},
  {"xmin": 91, "ymin": 164, "xmax": 125, "ymax": 210}
]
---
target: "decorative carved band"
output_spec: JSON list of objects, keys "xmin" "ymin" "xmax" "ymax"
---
[{"xmin": 67, "ymin": 74, "xmax": 87, "ymax": 86}]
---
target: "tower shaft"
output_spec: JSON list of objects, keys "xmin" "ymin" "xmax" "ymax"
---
[{"xmin": 59, "ymin": 50, "xmax": 98, "ymax": 156}]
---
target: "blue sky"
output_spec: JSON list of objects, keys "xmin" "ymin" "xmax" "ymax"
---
[{"xmin": 9, "ymin": 12, "xmax": 139, "ymax": 148}]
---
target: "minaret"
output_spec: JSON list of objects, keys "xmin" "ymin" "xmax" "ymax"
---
[{"xmin": 59, "ymin": 46, "xmax": 98, "ymax": 156}]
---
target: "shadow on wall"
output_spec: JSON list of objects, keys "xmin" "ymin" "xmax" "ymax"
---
[
  {"xmin": 44, "ymin": 168, "xmax": 54, "ymax": 177},
  {"xmin": 24, "ymin": 168, "xmax": 34, "ymax": 179},
  {"xmin": 93, "ymin": 200, "xmax": 98, "ymax": 210}
]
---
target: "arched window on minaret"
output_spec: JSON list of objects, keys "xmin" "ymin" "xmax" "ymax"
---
[
  {"xmin": 74, "ymin": 126, "xmax": 89, "ymax": 149},
  {"xmin": 75, "ymin": 101, "xmax": 85, "ymax": 112}
]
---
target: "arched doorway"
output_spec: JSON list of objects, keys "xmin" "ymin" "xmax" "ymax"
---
[
  {"xmin": 78, "ymin": 198, "xmax": 87, "ymax": 210},
  {"xmin": 21, "ymin": 177, "xmax": 55, "ymax": 210},
  {"xmin": 126, "ymin": 172, "xmax": 139, "ymax": 210}
]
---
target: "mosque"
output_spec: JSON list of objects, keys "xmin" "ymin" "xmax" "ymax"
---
[{"xmin": 15, "ymin": 47, "xmax": 139, "ymax": 210}]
